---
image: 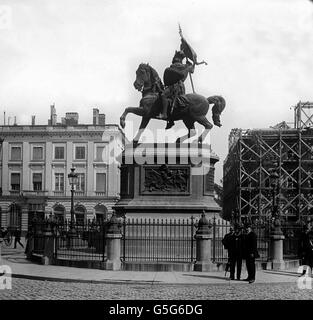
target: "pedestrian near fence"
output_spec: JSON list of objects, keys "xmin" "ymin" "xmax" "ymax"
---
[
  {"xmin": 222, "ymin": 226, "xmax": 234, "ymax": 275},
  {"xmin": 228, "ymin": 224, "xmax": 244, "ymax": 280},
  {"xmin": 14, "ymin": 228, "xmax": 24, "ymax": 249},
  {"xmin": 244, "ymin": 223, "xmax": 259, "ymax": 284}
]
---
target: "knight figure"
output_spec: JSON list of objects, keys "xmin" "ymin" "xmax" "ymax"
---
[{"xmin": 157, "ymin": 50, "xmax": 196, "ymax": 129}]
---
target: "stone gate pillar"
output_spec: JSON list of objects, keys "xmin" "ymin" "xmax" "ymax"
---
[
  {"xmin": 270, "ymin": 218, "xmax": 285, "ymax": 270},
  {"xmin": 194, "ymin": 212, "xmax": 216, "ymax": 271},
  {"xmin": 105, "ymin": 214, "xmax": 122, "ymax": 270}
]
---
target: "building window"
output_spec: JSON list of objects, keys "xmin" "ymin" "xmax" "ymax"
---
[
  {"xmin": 75, "ymin": 146, "xmax": 86, "ymax": 160},
  {"xmin": 11, "ymin": 146, "xmax": 21, "ymax": 161},
  {"xmin": 95, "ymin": 146, "xmax": 105, "ymax": 162},
  {"xmin": 76, "ymin": 173, "xmax": 85, "ymax": 191},
  {"xmin": 53, "ymin": 205, "xmax": 65, "ymax": 224},
  {"xmin": 11, "ymin": 173, "xmax": 20, "ymax": 190},
  {"xmin": 75, "ymin": 205, "xmax": 86, "ymax": 225},
  {"xmin": 96, "ymin": 173, "xmax": 106, "ymax": 192},
  {"xmin": 33, "ymin": 146, "xmax": 43, "ymax": 160},
  {"xmin": 54, "ymin": 146, "xmax": 65, "ymax": 160},
  {"xmin": 95, "ymin": 205, "xmax": 108, "ymax": 223},
  {"xmin": 9, "ymin": 203, "xmax": 21, "ymax": 229},
  {"xmin": 33, "ymin": 173, "xmax": 42, "ymax": 191},
  {"xmin": 54, "ymin": 173, "xmax": 64, "ymax": 191}
]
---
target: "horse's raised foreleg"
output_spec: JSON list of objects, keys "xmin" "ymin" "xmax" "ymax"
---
[
  {"xmin": 133, "ymin": 117, "xmax": 150, "ymax": 144},
  {"xmin": 196, "ymin": 116, "xmax": 213, "ymax": 145},
  {"xmin": 120, "ymin": 107, "xmax": 144, "ymax": 129}
]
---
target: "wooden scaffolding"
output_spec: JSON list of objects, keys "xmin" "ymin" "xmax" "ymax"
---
[{"xmin": 223, "ymin": 102, "xmax": 313, "ymax": 223}]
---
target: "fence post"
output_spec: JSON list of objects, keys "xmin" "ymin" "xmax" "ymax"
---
[
  {"xmin": 104, "ymin": 213, "xmax": 122, "ymax": 270},
  {"xmin": 212, "ymin": 216, "xmax": 216, "ymax": 262},
  {"xmin": 194, "ymin": 212, "xmax": 216, "ymax": 271},
  {"xmin": 269, "ymin": 218, "xmax": 285, "ymax": 270},
  {"xmin": 41, "ymin": 220, "xmax": 55, "ymax": 265}
]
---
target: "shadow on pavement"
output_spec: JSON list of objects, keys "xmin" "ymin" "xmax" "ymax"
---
[
  {"xmin": 182, "ymin": 274, "xmax": 230, "ymax": 281},
  {"xmin": 263, "ymin": 270, "xmax": 300, "ymax": 277}
]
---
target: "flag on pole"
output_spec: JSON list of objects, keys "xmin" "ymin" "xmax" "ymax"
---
[{"xmin": 179, "ymin": 24, "xmax": 207, "ymax": 65}]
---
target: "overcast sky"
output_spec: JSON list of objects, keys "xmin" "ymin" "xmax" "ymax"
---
[{"xmin": 0, "ymin": 0, "xmax": 313, "ymax": 182}]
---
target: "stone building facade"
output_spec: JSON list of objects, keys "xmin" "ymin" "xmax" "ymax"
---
[{"xmin": 0, "ymin": 108, "xmax": 124, "ymax": 234}]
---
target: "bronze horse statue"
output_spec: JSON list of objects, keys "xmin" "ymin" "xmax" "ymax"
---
[{"xmin": 120, "ymin": 63, "xmax": 226, "ymax": 144}]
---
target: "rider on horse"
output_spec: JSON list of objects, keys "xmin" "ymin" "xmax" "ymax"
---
[{"xmin": 157, "ymin": 50, "xmax": 195, "ymax": 129}]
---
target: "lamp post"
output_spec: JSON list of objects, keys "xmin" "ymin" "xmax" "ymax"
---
[
  {"xmin": 268, "ymin": 163, "xmax": 285, "ymax": 269},
  {"xmin": 269, "ymin": 165, "xmax": 283, "ymax": 234},
  {"xmin": 68, "ymin": 167, "xmax": 78, "ymax": 235}
]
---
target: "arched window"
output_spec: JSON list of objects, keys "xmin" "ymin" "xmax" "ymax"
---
[
  {"xmin": 53, "ymin": 205, "xmax": 65, "ymax": 224},
  {"xmin": 94, "ymin": 205, "xmax": 108, "ymax": 224},
  {"xmin": 9, "ymin": 203, "xmax": 21, "ymax": 229},
  {"xmin": 75, "ymin": 205, "xmax": 86, "ymax": 225}
]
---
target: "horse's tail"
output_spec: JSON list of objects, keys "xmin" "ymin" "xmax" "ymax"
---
[
  {"xmin": 207, "ymin": 95, "xmax": 226, "ymax": 127},
  {"xmin": 207, "ymin": 95, "xmax": 226, "ymax": 114}
]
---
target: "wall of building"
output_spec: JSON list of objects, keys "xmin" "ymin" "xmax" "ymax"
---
[{"xmin": 0, "ymin": 124, "xmax": 124, "ymax": 234}]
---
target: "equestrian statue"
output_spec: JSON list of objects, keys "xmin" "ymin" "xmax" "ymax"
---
[{"xmin": 120, "ymin": 26, "xmax": 226, "ymax": 144}]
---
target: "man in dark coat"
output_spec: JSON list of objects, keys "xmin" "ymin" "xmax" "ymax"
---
[
  {"xmin": 228, "ymin": 224, "xmax": 244, "ymax": 280},
  {"xmin": 300, "ymin": 228, "xmax": 313, "ymax": 271},
  {"xmin": 244, "ymin": 223, "xmax": 259, "ymax": 283},
  {"xmin": 222, "ymin": 226, "xmax": 234, "ymax": 275},
  {"xmin": 14, "ymin": 228, "xmax": 24, "ymax": 249}
]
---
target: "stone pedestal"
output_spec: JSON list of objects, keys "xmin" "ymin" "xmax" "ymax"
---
[
  {"xmin": 270, "ymin": 234, "xmax": 285, "ymax": 270},
  {"xmin": 270, "ymin": 218, "xmax": 285, "ymax": 270},
  {"xmin": 114, "ymin": 142, "xmax": 221, "ymax": 219},
  {"xmin": 194, "ymin": 213, "xmax": 216, "ymax": 271},
  {"xmin": 41, "ymin": 226, "xmax": 55, "ymax": 265},
  {"xmin": 104, "ymin": 215, "xmax": 122, "ymax": 270}
]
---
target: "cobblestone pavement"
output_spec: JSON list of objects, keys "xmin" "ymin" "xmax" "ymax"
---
[{"xmin": 0, "ymin": 278, "xmax": 313, "ymax": 300}]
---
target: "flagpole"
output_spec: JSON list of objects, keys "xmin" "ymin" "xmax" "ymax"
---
[
  {"xmin": 188, "ymin": 67, "xmax": 195, "ymax": 94},
  {"xmin": 179, "ymin": 24, "xmax": 195, "ymax": 93}
]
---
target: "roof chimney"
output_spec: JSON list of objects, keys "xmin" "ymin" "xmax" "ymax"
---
[
  {"xmin": 50, "ymin": 104, "xmax": 57, "ymax": 125},
  {"xmin": 14, "ymin": 116, "xmax": 17, "ymax": 126},
  {"xmin": 65, "ymin": 112, "xmax": 79, "ymax": 125},
  {"xmin": 93, "ymin": 108, "xmax": 99, "ymax": 125},
  {"xmin": 31, "ymin": 115, "xmax": 36, "ymax": 126},
  {"xmin": 99, "ymin": 113, "xmax": 106, "ymax": 125}
]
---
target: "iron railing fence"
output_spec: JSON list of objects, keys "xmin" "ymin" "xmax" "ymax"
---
[
  {"xmin": 30, "ymin": 219, "xmax": 108, "ymax": 261},
  {"xmin": 211, "ymin": 217, "xmax": 231, "ymax": 263},
  {"xmin": 211, "ymin": 218, "xmax": 271, "ymax": 262},
  {"xmin": 121, "ymin": 217, "xmax": 198, "ymax": 262},
  {"xmin": 281, "ymin": 222, "xmax": 304, "ymax": 259},
  {"xmin": 54, "ymin": 220, "xmax": 108, "ymax": 261},
  {"xmin": 30, "ymin": 216, "xmax": 305, "ymax": 264}
]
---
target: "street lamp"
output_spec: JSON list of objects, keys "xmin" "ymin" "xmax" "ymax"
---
[
  {"xmin": 68, "ymin": 167, "xmax": 78, "ymax": 235},
  {"xmin": 269, "ymin": 164, "xmax": 283, "ymax": 234}
]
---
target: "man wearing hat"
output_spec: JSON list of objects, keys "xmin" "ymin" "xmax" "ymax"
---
[
  {"xmin": 244, "ymin": 223, "xmax": 259, "ymax": 283},
  {"xmin": 228, "ymin": 224, "xmax": 244, "ymax": 280}
]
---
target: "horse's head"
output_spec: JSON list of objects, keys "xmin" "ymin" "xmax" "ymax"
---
[
  {"xmin": 134, "ymin": 63, "xmax": 151, "ymax": 92},
  {"xmin": 133, "ymin": 63, "xmax": 163, "ymax": 94}
]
